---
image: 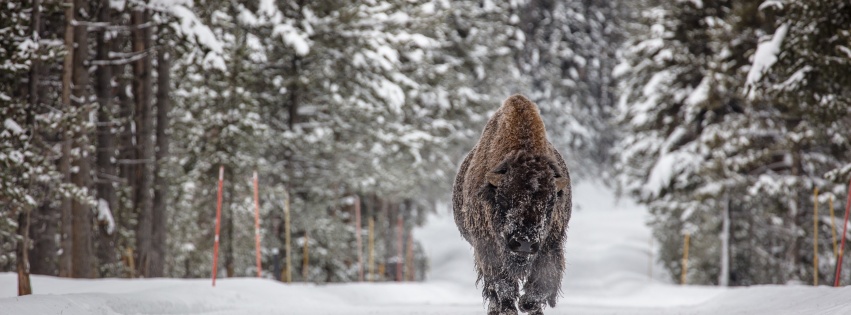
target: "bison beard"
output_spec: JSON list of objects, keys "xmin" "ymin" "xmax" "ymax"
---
[{"xmin": 453, "ymin": 95, "xmax": 572, "ymax": 315}]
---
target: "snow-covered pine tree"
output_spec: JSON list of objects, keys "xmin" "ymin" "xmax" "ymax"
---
[
  {"xmin": 744, "ymin": 0, "xmax": 851, "ymax": 284},
  {"xmin": 617, "ymin": 0, "xmax": 851, "ymax": 286},
  {"xmin": 518, "ymin": 0, "xmax": 624, "ymax": 178},
  {"xmin": 614, "ymin": 0, "xmax": 777, "ymax": 285},
  {"xmin": 165, "ymin": 0, "xmax": 271, "ymax": 278},
  {"xmin": 0, "ymin": 0, "xmax": 85, "ymax": 276}
]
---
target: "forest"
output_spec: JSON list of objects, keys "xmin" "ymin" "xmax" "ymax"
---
[{"xmin": 1, "ymin": 0, "xmax": 850, "ymax": 291}]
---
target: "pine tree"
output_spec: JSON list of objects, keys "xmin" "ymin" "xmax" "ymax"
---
[
  {"xmin": 518, "ymin": 0, "xmax": 624, "ymax": 177},
  {"xmin": 1, "ymin": 0, "xmax": 86, "ymax": 281},
  {"xmin": 745, "ymin": 0, "xmax": 851, "ymax": 284},
  {"xmin": 615, "ymin": 0, "xmax": 767, "ymax": 285}
]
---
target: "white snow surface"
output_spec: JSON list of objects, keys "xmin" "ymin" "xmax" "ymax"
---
[{"xmin": 3, "ymin": 182, "xmax": 851, "ymax": 314}]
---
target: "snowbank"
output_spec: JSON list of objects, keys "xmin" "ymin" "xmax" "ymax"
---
[{"xmin": 2, "ymin": 182, "xmax": 851, "ymax": 314}]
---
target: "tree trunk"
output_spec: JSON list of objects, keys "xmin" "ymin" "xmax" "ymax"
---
[
  {"xmin": 17, "ymin": 208, "xmax": 32, "ymax": 295},
  {"xmin": 150, "ymin": 46, "xmax": 171, "ymax": 277},
  {"xmin": 28, "ymin": 0, "xmax": 40, "ymax": 119},
  {"xmin": 287, "ymin": 0, "xmax": 304, "ymax": 129},
  {"xmin": 58, "ymin": 0, "xmax": 75, "ymax": 279},
  {"xmin": 71, "ymin": 0, "xmax": 94, "ymax": 279},
  {"xmin": 288, "ymin": 54, "xmax": 300, "ymax": 129},
  {"xmin": 225, "ymin": 183, "xmax": 234, "ymax": 277},
  {"xmin": 719, "ymin": 193, "xmax": 730, "ymax": 287},
  {"xmin": 132, "ymin": 6, "xmax": 155, "ymax": 278},
  {"xmin": 113, "ymin": 16, "xmax": 134, "ymax": 277},
  {"xmin": 382, "ymin": 199, "xmax": 392, "ymax": 280},
  {"xmin": 94, "ymin": 0, "xmax": 119, "ymax": 277},
  {"xmin": 23, "ymin": 0, "xmax": 44, "ymax": 282},
  {"xmin": 29, "ymin": 201, "xmax": 58, "ymax": 275}
]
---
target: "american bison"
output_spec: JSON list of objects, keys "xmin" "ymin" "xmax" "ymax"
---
[{"xmin": 452, "ymin": 95, "xmax": 571, "ymax": 315}]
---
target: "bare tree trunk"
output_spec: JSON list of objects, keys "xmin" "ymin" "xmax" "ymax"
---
[
  {"xmin": 58, "ymin": 0, "xmax": 75, "ymax": 279},
  {"xmin": 719, "ymin": 193, "xmax": 730, "ymax": 287},
  {"xmin": 20, "ymin": 0, "xmax": 40, "ymax": 288},
  {"xmin": 94, "ymin": 0, "xmax": 118, "ymax": 277},
  {"xmin": 71, "ymin": 0, "xmax": 94, "ymax": 279},
  {"xmin": 29, "ymin": 201, "xmax": 58, "ymax": 275},
  {"xmin": 150, "ymin": 46, "xmax": 171, "ymax": 277},
  {"xmin": 113, "ymin": 19, "xmax": 135, "ymax": 277},
  {"xmin": 132, "ymin": 5, "xmax": 155, "ymax": 278},
  {"xmin": 382, "ymin": 199, "xmax": 392, "ymax": 280},
  {"xmin": 225, "ymin": 182, "xmax": 234, "ymax": 277},
  {"xmin": 28, "ymin": 0, "xmax": 40, "ymax": 116},
  {"xmin": 17, "ymin": 208, "xmax": 32, "ymax": 295},
  {"xmin": 287, "ymin": 0, "xmax": 305, "ymax": 129},
  {"xmin": 288, "ymin": 54, "xmax": 299, "ymax": 129}
]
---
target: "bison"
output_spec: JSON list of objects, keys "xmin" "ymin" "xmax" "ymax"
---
[{"xmin": 452, "ymin": 94, "xmax": 571, "ymax": 315}]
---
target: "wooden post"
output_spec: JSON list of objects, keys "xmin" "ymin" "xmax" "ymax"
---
[
  {"xmin": 125, "ymin": 248, "xmax": 136, "ymax": 278},
  {"xmin": 253, "ymin": 171, "xmax": 262, "ymax": 278},
  {"xmin": 302, "ymin": 231, "xmax": 309, "ymax": 281},
  {"xmin": 830, "ymin": 195, "xmax": 838, "ymax": 259},
  {"xmin": 284, "ymin": 190, "xmax": 291, "ymax": 283},
  {"xmin": 368, "ymin": 217, "xmax": 375, "ymax": 282},
  {"xmin": 212, "ymin": 166, "xmax": 224, "ymax": 287},
  {"xmin": 814, "ymin": 187, "xmax": 819, "ymax": 286},
  {"xmin": 681, "ymin": 233, "xmax": 690, "ymax": 285},
  {"xmin": 355, "ymin": 195, "xmax": 363, "ymax": 281},
  {"xmin": 834, "ymin": 178, "xmax": 851, "ymax": 287}
]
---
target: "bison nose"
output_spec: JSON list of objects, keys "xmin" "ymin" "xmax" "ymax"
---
[{"xmin": 508, "ymin": 238, "xmax": 539, "ymax": 254}]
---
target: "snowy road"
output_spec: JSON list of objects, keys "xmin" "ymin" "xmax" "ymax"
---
[{"xmin": 2, "ymin": 182, "xmax": 851, "ymax": 314}]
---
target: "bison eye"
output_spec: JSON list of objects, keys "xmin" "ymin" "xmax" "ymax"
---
[
  {"xmin": 493, "ymin": 166, "xmax": 508, "ymax": 174},
  {"xmin": 557, "ymin": 190, "xmax": 563, "ymax": 198}
]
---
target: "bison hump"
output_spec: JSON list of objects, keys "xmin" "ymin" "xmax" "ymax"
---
[{"xmin": 492, "ymin": 94, "xmax": 549, "ymax": 156}]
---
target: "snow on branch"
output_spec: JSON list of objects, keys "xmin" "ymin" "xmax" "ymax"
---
[
  {"xmin": 90, "ymin": 48, "xmax": 156, "ymax": 66},
  {"xmin": 4, "ymin": 118, "xmax": 25, "ymax": 135},
  {"xmin": 744, "ymin": 23, "xmax": 789, "ymax": 99},
  {"xmin": 96, "ymin": 199, "xmax": 116, "ymax": 235}
]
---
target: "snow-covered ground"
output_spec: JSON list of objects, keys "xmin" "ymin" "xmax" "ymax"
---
[{"xmin": 3, "ymin": 182, "xmax": 851, "ymax": 314}]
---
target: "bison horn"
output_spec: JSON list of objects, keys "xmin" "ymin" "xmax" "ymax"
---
[
  {"xmin": 486, "ymin": 172, "xmax": 503, "ymax": 186},
  {"xmin": 555, "ymin": 177, "xmax": 569, "ymax": 191}
]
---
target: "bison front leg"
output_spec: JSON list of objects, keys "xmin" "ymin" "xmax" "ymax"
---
[
  {"xmin": 484, "ymin": 274, "xmax": 520, "ymax": 315},
  {"xmin": 519, "ymin": 250, "xmax": 563, "ymax": 314}
]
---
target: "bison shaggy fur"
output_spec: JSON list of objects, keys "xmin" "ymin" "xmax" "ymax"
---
[{"xmin": 452, "ymin": 94, "xmax": 572, "ymax": 315}]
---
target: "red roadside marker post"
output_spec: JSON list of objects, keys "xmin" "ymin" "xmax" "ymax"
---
[
  {"xmin": 212, "ymin": 166, "xmax": 224, "ymax": 287},
  {"xmin": 834, "ymin": 177, "xmax": 851, "ymax": 287},
  {"xmin": 253, "ymin": 171, "xmax": 262, "ymax": 278}
]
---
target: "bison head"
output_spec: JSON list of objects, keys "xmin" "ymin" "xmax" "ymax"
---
[{"xmin": 483, "ymin": 150, "xmax": 568, "ymax": 262}]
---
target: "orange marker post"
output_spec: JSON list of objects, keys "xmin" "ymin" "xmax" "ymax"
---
[
  {"xmin": 835, "ymin": 178, "xmax": 851, "ymax": 287},
  {"xmin": 830, "ymin": 195, "xmax": 838, "ymax": 259},
  {"xmin": 354, "ymin": 196, "xmax": 363, "ymax": 282},
  {"xmin": 681, "ymin": 232, "xmax": 690, "ymax": 285},
  {"xmin": 253, "ymin": 171, "xmax": 262, "ymax": 278},
  {"xmin": 212, "ymin": 166, "xmax": 224, "ymax": 287}
]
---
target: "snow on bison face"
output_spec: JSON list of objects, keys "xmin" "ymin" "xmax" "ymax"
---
[{"xmin": 482, "ymin": 150, "xmax": 569, "ymax": 263}]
